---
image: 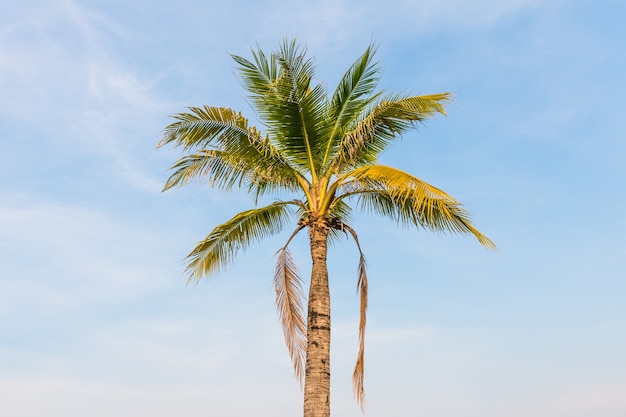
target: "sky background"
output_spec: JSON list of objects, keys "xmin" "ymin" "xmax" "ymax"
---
[{"xmin": 1, "ymin": 0, "xmax": 625, "ymax": 416}]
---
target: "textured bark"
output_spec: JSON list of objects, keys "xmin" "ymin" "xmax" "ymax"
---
[{"xmin": 303, "ymin": 220, "xmax": 331, "ymax": 417}]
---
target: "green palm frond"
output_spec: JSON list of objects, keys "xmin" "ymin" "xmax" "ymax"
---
[
  {"xmin": 160, "ymin": 106, "xmax": 279, "ymax": 170},
  {"xmin": 234, "ymin": 41, "xmax": 329, "ymax": 180},
  {"xmin": 231, "ymin": 47, "xmax": 279, "ymax": 98},
  {"xmin": 185, "ymin": 201, "xmax": 300, "ymax": 283},
  {"xmin": 275, "ymin": 243, "xmax": 307, "ymax": 385},
  {"xmin": 160, "ymin": 106, "xmax": 306, "ymax": 194},
  {"xmin": 353, "ymin": 188, "xmax": 418, "ymax": 228},
  {"xmin": 264, "ymin": 82, "xmax": 328, "ymax": 178},
  {"xmin": 164, "ymin": 148, "xmax": 304, "ymax": 196},
  {"xmin": 162, "ymin": 149, "xmax": 247, "ymax": 191},
  {"xmin": 274, "ymin": 38, "xmax": 316, "ymax": 101},
  {"xmin": 341, "ymin": 165, "xmax": 496, "ymax": 249},
  {"xmin": 322, "ymin": 43, "xmax": 382, "ymax": 170},
  {"xmin": 332, "ymin": 93, "xmax": 451, "ymax": 172},
  {"xmin": 159, "ymin": 106, "xmax": 251, "ymax": 150}
]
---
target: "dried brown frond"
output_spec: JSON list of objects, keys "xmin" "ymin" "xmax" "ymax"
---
[
  {"xmin": 353, "ymin": 252, "xmax": 368, "ymax": 409},
  {"xmin": 342, "ymin": 224, "xmax": 368, "ymax": 409},
  {"xmin": 274, "ymin": 246, "xmax": 307, "ymax": 385}
]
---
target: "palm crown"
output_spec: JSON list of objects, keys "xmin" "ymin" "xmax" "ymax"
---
[{"xmin": 159, "ymin": 39, "xmax": 495, "ymax": 411}]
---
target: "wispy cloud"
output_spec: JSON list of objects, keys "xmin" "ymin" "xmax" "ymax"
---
[{"xmin": 0, "ymin": 1, "xmax": 169, "ymax": 192}]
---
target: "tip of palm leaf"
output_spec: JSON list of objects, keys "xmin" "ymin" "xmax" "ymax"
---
[
  {"xmin": 184, "ymin": 262, "xmax": 210, "ymax": 285},
  {"xmin": 184, "ymin": 274, "xmax": 200, "ymax": 286},
  {"xmin": 482, "ymin": 238, "xmax": 498, "ymax": 251},
  {"xmin": 476, "ymin": 234, "xmax": 497, "ymax": 251},
  {"xmin": 156, "ymin": 138, "xmax": 168, "ymax": 149}
]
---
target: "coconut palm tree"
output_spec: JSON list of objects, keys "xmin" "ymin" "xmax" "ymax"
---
[{"xmin": 158, "ymin": 39, "xmax": 495, "ymax": 417}]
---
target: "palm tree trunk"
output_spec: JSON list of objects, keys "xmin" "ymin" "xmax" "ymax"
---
[{"xmin": 303, "ymin": 221, "xmax": 331, "ymax": 417}]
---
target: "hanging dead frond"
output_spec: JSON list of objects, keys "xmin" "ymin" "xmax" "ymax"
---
[
  {"xmin": 341, "ymin": 223, "xmax": 369, "ymax": 409},
  {"xmin": 274, "ymin": 242, "xmax": 307, "ymax": 385}
]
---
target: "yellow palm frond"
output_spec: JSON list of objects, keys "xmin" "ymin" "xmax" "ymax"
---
[{"xmin": 341, "ymin": 165, "xmax": 496, "ymax": 249}]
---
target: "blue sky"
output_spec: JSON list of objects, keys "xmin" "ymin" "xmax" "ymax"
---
[{"xmin": 1, "ymin": 0, "xmax": 625, "ymax": 416}]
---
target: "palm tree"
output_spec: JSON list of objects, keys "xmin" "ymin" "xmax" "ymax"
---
[{"xmin": 158, "ymin": 39, "xmax": 495, "ymax": 417}]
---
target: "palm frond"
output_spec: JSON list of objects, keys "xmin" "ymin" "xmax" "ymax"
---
[
  {"xmin": 162, "ymin": 149, "xmax": 245, "ymax": 191},
  {"xmin": 274, "ymin": 39, "xmax": 316, "ymax": 101},
  {"xmin": 341, "ymin": 165, "xmax": 496, "ymax": 249},
  {"xmin": 329, "ymin": 199, "xmax": 352, "ymax": 223},
  {"xmin": 234, "ymin": 40, "xmax": 329, "ymax": 180},
  {"xmin": 263, "ymin": 82, "xmax": 328, "ymax": 179},
  {"xmin": 332, "ymin": 93, "xmax": 451, "ymax": 173},
  {"xmin": 231, "ymin": 47, "xmax": 279, "ymax": 98},
  {"xmin": 185, "ymin": 201, "xmax": 299, "ymax": 283},
  {"xmin": 275, "ymin": 242, "xmax": 307, "ymax": 385},
  {"xmin": 160, "ymin": 106, "xmax": 306, "ymax": 194},
  {"xmin": 352, "ymin": 188, "xmax": 417, "ymax": 228},
  {"xmin": 322, "ymin": 43, "xmax": 382, "ymax": 170},
  {"xmin": 325, "ymin": 200, "xmax": 353, "ymax": 244},
  {"xmin": 159, "ymin": 106, "xmax": 251, "ymax": 150},
  {"xmin": 340, "ymin": 223, "xmax": 368, "ymax": 410},
  {"xmin": 160, "ymin": 106, "xmax": 272, "ymax": 168}
]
